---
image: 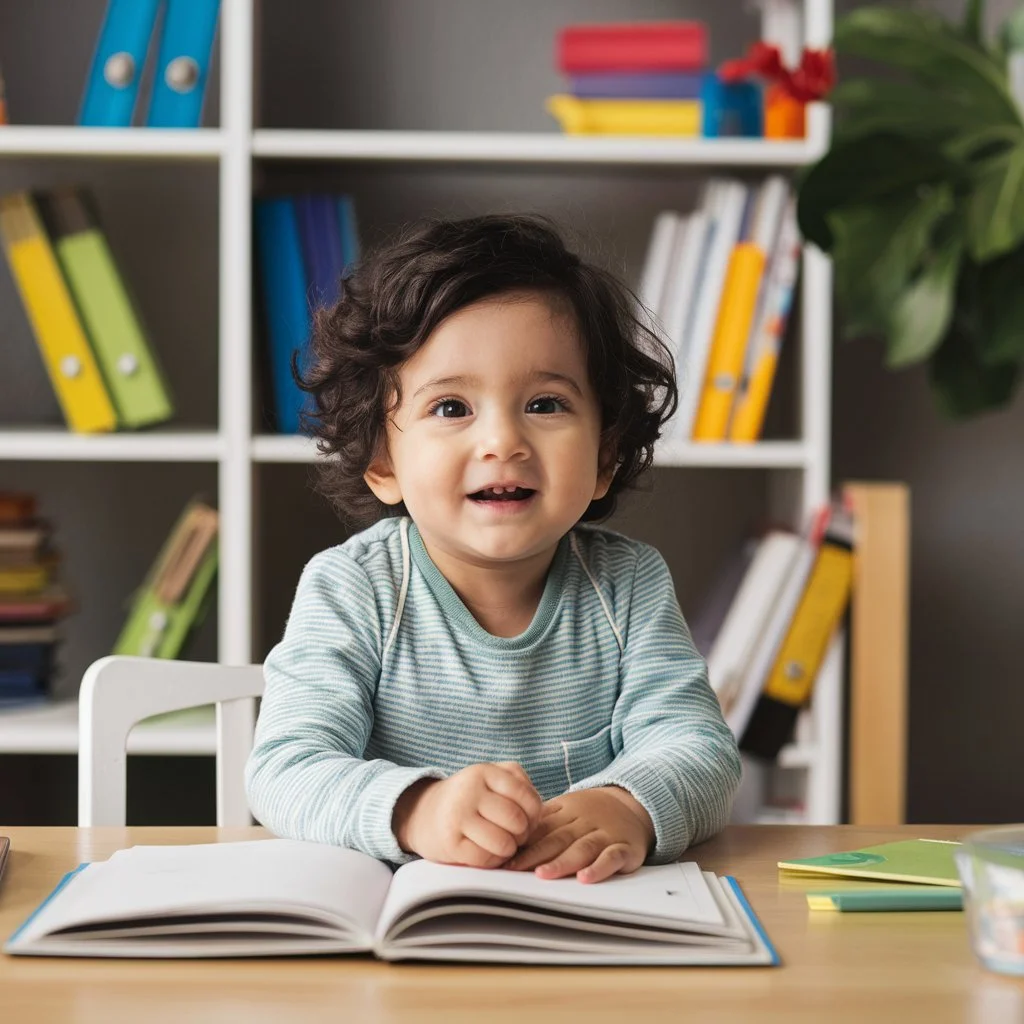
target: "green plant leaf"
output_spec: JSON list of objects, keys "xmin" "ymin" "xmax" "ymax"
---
[
  {"xmin": 929, "ymin": 327, "xmax": 1020, "ymax": 417},
  {"xmin": 797, "ymin": 134, "xmax": 957, "ymax": 250},
  {"xmin": 828, "ymin": 184, "xmax": 956, "ymax": 344},
  {"xmin": 963, "ymin": 0, "xmax": 984, "ymax": 45},
  {"xmin": 976, "ymin": 245, "xmax": 1024, "ymax": 363},
  {"xmin": 831, "ymin": 79, "xmax": 982, "ymax": 144},
  {"xmin": 836, "ymin": 7, "xmax": 1018, "ymax": 123},
  {"xmin": 885, "ymin": 232, "xmax": 962, "ymax": 368},
  {"xmin": 964, "ymin": 145, "xmax": 1024, "ymax": 260}
]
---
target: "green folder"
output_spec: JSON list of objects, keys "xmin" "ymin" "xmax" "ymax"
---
[
  {"xmin": 36, "ymin": 188, "xmax": 174, "ymax": 429},
  {"xmin": 779, "ymin": 839, "xmax": 962, "ymax": 887}
]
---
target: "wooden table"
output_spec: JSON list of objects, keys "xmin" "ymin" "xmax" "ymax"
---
[{"xmin": 1, "ymin": 825, "xmax": 1022, "ymax": 1023}]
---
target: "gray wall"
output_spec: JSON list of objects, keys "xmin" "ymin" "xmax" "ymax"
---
[{"xmin": 0, "ymin": 0, "xmax": 1020, "ymax": 822}]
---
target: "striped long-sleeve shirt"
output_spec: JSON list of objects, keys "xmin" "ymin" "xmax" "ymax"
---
[{"xmin": 245, "ymin": 516, "xmax": 741, "ymax": 865}]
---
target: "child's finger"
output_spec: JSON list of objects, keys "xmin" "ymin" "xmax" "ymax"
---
[
  {"xmin": 477, "ymin": 792, "xmax": 531, "ymax": 842},
  {"xmin": 484, "ymin": 764, "xmax": 543, "ymax": 826},
  {"xmin": 576, "ymin": 844, "xmax": 631, "ymax": 884},
  {"xmin": 504, "ymin": 824, "xmax": 577, "ymax": 871},
  {"xmin": 533, "ymin": 832, "xmax": 604, "ymax": 880},
  {"xmin": 461, "ymin": 815, "xmax": 519, "ymax": 861}
]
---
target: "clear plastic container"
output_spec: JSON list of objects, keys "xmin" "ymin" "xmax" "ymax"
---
[{"xmin": 955, "ymin": 825, "xmax": 1024, "ymax": 976}]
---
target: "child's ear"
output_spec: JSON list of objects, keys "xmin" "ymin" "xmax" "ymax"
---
[
  {"xmin": 593, "ymin": 442, "xmax": 617, "ymax": 500},
  {"xmin": 364, "ymin": 449, "xmax": 403, "ymax": 506}
]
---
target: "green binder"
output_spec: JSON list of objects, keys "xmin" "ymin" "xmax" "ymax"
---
[
  {"xmin": 36, "ymin": 188, "xmax": 174, "ymax": 429},
  {"xmin": 114, "ymin": 500, "xmax": 218, "ymax": 660}
]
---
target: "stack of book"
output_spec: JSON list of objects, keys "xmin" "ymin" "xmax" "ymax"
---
[
  {"xmin": 689, "ymin": 498, "xmax": 855, "ymax": 763},
  {"xmin": 545, "ymin": 21, "xmax": 708, "ymax": 136},
  {"xmin": 254, "ymin": 193, "xmax": 361, "ymax": 435},
  {"xmin": 0, "ymin": 493, "xmax": 71, "ymax": 708},
  {"xmin": 0, "ymin": 189, "xmax": 174, "ymax": 435},
  {"xmin": 639, "ymin": 175, "xmax": 801, "ymax": 444}
]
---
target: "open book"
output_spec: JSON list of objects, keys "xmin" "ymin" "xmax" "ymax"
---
[{"xmin": 5, "ymin": 838, "xmax": 778, "ymax": 966}]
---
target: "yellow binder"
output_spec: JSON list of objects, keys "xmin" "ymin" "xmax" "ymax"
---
[
  {"xmin": 0, "ymin": 192, "xmax": 117, "ymax": 433},
  {"xmin": 692, "ymin": 242, "xmax": 765, "ymax": 441}
]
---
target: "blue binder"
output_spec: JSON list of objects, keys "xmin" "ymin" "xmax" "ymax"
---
[
  {"xmin": 147, "ymin": 0, "xmax": 221, "ymax": 128},
  {"xmin": 294, "ymin": 195, "xmax": 345, "ymax": 311},
  {"xmin": 79, "ymin": 0, "xmax": 161, "ymax": 126},
  {"xmin": 700, "ymin": 73, "xmax": 763, "ymax": 138},
  {"xmin": 255, "ymin": 199, "xmax": 311, "ymax": 435},
  {"xmin": 337, "ymin": 196, "xmax": 362, "ymax": 276}
]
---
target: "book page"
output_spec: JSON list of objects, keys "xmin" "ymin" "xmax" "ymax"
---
[
  {"xmin": 377, "ymin": 860, "xmax": 725, "ymax": 945},
  {"xmin": 11, "ymin": 839, "xmax": 393, "ymax": 950}
]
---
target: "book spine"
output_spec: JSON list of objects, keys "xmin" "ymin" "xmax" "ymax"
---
[
  {"xmin": 557, "ymin": 23, "xmax": 707, "ymax": 73},
  {"xmin": 0, "ymin": 193, "xmax": 118, "ymax": 433},
  {"xmin": 569, "ymin": 71, "xmax": 704, "ymax": 99}
]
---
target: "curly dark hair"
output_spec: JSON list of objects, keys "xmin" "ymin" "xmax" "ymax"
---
[{"xmin": 299, "ymin": 213, "xmax": 677, "ymax": 528}]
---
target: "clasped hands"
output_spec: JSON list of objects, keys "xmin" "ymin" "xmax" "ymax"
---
[{"xmin": 392, "ymin": 762, "xmax": 654, "ymax": 884}]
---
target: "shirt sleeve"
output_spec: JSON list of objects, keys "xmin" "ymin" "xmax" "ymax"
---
[
  {"xmin": 568, "ymin": 543, "xmax": 741, "ymax": 863},
  {"xmin": 244, "ymin": 550, "xmax": 446, "ymax": 864}
]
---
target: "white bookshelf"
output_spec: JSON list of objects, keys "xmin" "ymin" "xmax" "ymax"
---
[{"xmin": 0, "ymin": 0, "xmax": 840, "ymax": 825}]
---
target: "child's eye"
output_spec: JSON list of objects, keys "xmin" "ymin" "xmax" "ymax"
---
[
  {"xmin": 527, "ymin": 395, "xmax": 570, "ymax": 415},
  {"xmin": 428, "ymin": 398, "xmax": 469, "ymax": 418}
]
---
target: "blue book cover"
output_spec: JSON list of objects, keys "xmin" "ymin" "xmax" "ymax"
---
[
  {"xmin": 294, "ymin": 195, "xmax": 345, "ymax": 311},
  {"xmin": 147, "ymin": 0, "xmax": 221, "ymax": 128},
  {"xmin": 570, "ymin": 71, "xmax": 704, "ymax": 99},
  {"xmin": 337, "ymin": 196, "xmax": 362, "ymax": 276},
  {"xmin": 79, "ymin": 0, "xmax": 161, "ymax": 126},
  {"xmin": 254, "ymin": 199, "xmax": 312, "ymax": 435},
  {"xmin": 701, "ymin": 74, "xmax": 763, "ymax": 138},
  {"xmin": 0, "ymin": 643, "xmax": 54, "ymax": 677}
]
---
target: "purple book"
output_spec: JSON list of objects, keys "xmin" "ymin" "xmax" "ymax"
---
[{"xmin": 569, "ymin": 71, "xmax": 704, "ymax": 99}]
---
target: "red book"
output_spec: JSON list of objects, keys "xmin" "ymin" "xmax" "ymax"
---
[{"xmin": 557, "ymin": 22, "xmax": 707, "ymax": 74}]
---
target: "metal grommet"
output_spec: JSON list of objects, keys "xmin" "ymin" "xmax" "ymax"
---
[
  {"xmin": 117, "ymin": 353, "xmax": 139, "ymax": 377},
  {"xmin": 165, "ymin": 56, "xmax": 200, "ymax": 94},
  {"xmin": 60, "ymin": 355, "xmax": 82, "ymax": 379},
  {"xmin": 103, "ymin": 52, "xmax": 135, "ymax": 89}
]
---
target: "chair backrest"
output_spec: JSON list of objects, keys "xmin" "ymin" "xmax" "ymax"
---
[{"xmin": 78, "ymin": 655, "xmax": 264, "ymax": 827}]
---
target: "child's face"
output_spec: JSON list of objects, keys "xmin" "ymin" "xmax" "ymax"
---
[{"xmin": 365, "ymin": 291, "xmax": 613, "ymax": 569}]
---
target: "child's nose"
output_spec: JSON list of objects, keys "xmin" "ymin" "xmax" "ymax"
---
[{"xmin": 476, "ymin": 413, "xmax": 531, "ymax": 462}]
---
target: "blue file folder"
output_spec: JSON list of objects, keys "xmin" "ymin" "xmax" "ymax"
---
[
  {"xmin": 79, "ymin": 0, "xmax": 161, "ymax": 126},
  {"xmin": 255, "ymin": 199, "xmax": 311, "ymax": 435},
  {"xmin": 147, "ymin": 0, "xmax": 221, "ymax": 128},
  {"xmin": 295, "ymin": 195, "xmax": 345, "ymax": 311}
]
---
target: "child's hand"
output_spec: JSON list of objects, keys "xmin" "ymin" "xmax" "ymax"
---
[
  {"xmin": 505, "ymin": 787, "xmax": 655, "ymax": 883},
  {"xmin": 393, "ymin": 762, "xmax": 543, "ymax": 868}
]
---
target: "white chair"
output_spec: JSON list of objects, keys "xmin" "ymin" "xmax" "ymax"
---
[{"xmin": 78, "ymin": 655, "xmax": 264, "ymax": 827}]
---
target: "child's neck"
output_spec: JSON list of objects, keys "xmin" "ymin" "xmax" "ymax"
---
[{"xmin": 421, "ymin": 536, "xmax": 559, "ymax": 638}]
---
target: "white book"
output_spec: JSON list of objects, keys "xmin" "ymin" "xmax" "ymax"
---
[
  {"xmin": 5, "ymin": 838, "xmax": 778, "ymax": 966},
  {"xmin": 637, "ymin": 210, "xmax": 681, "ymax": 321},
  {"xmin": 707, "ymin": 531, "xmax": 803, "ymax": 718},
  {"xmin": 672, "ymin": 179, "xmax": 749, "ymax": 442},
  {"xmin": 727, "ymin": 536, "xmax": 817, "ymax": 743}
]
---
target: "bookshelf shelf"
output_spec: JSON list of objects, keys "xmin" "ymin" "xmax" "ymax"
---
[
  {"xmin": 251, "ymin": 433, "xmax": 814, "ymax": 469},
  {"xmin": 0, "ymin": 701, "xmax": 215, "ymax": 756},
  {"xmin": 251, "ymin": 117, "xmax": 828, "ymax": 167},
  {"xmin": 0, "ymin": 127, "xmax": 224, "ymax": 160},
  {"xmin": 0, "ymin": 429, "xmax": 224, "ymax": 463}
]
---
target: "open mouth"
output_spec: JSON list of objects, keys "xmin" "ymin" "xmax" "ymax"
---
[{"xmin": 468, "ymin": 486, "xmax": 537, "ymax": 503}]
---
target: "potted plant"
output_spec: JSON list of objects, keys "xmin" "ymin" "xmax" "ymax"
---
[{"xmin": 796, "ymin": 0, "xmax": 1024, "ymax": 417}]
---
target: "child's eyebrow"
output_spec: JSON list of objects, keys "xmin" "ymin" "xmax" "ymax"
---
[{"xmin": 411, "ymin": 371, "xmax": 583, "ymax": 399}]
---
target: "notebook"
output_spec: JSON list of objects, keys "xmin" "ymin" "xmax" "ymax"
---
[
  {"xmin": 778, "ymin": 839, "xmax": 962, "ymax": 887},
  {"xmin": 5, "ymin": 838, "xmax": 778, "ymax": 965}
]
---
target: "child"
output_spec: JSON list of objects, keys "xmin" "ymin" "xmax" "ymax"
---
[{"xmin": 245, "ymin": 213, "xmax": 741, "ymax": 884}]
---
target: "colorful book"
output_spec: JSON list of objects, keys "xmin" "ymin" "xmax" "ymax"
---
[
  {"xmin": 569, "ymin": 71, "xmax": 704, "ymax": 99},
  {"xmin": 693, "ymin": 176, "xmax": 788, "ymax": 442},
  {"xmin": 337, "ymin": 195, "xmax": 361, "ymax": 275},
  {"xmin": 255, "ymin": 198, "xmax": 312, "ymax": 434},
  {"xmin": 79, "ymin": 0, "xmax": 161, "ymax": 126},
  {"xmin": 0, "ymin": 193, "xmax": 117, "ymax": 434},
  {"xmin": 146, "ymin": 0, "xmax": 221, "ymax": 128},
  {"xmin": 806, "ymin": 888, "xmax": 963, "ymax": 912},
  {"xmin": 113, "ymin": 500, "xmax": 218, "ymax": 660},
  {"xmin": 37, "ymin": 189, "xmax": 174, "ymax": 430},
  {"xmin": 556, "ymin": 22, "xmax": 707, "ymax": 74},
  {"xmin": 729, "ymin": 198, "xmax": 801, "ymax": 442},
  {"xmin": 294, "ymin": 194, "xmax": 345, "ymax": 310},
  {"xmin": 740, "ymin": 503, "xmax": 855, "ymax": 760},
  {"xmin": 0, "ymin": 59, "xmax": 8, "ymax": 125},
  {"xmin": 545, "ymin": 96, "xmax": 700, "ymax": 136},
  {"xmin": 779, "ymin": 839, "xmax": 962, "ymax": 887}
]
